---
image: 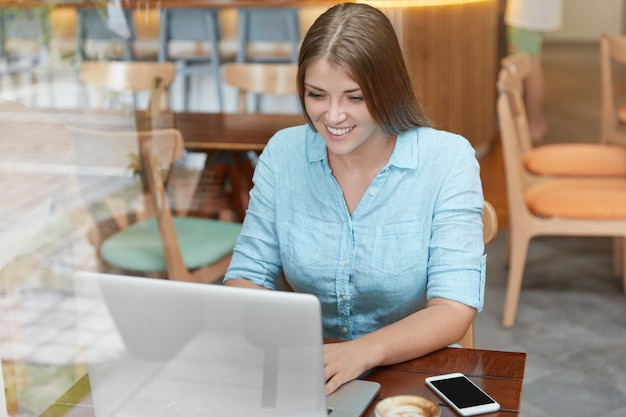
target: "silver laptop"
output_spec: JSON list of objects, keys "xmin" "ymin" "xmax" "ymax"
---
[{"xmin": 73, "ymin": 272, "xmax": 380, "ymax": 417}]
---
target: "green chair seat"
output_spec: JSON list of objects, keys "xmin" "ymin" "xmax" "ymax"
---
[{"xmin": 100, "ymin": 217, "xmax": 242, "ymax": 272}]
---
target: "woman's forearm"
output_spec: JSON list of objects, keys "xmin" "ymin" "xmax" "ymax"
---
[
  {"xmin": 358, "ymin": 298, "xmax": 476, "ymax": 368},
  {"xmin": 223, "ymin": 278, "xmax": 269, "ymax": 290}
]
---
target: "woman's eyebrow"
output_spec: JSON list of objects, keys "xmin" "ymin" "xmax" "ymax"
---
[
  {"xmin": 304, "ymin": 82, "xmax": 324, "ymax": 92},
  {"xmin": 303, "ymin": 83, "xmax": 361, "ymax": 94}
]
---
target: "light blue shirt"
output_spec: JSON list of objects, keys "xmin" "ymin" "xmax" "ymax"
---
[{"xmin": 224, "ymin": 124, "xmax": 486, "ymax": 340}]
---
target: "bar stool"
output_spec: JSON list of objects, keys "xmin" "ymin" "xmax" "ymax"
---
[
  {"xmin": 236, "ymin": 8, "xmax": 300, "ymax": 64},
  {"xmin": 74, "ymin": 8, "xmax": 136, "ymax": 64},
  {"xmin": 0, "ymin": 8, "xmax": 54, "ymax": 106},
  {"xmin": 234, "ymin": 8, "xmax": 300, "ymax": 111},
  {"xmin": 158, "ymin": 7, "xmax": 227, "ymax": 112}
]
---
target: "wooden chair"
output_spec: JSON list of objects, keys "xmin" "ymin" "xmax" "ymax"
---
[
  {"xmin": 222, "ymin": 62, "xmax": 298, "ymax": 112},
  {"xmin": 497, "ymin": 64, "xmax": 626, "ymax": 328},
  {"xmin": 457, "ymin": 200, "xmax": 498, "ymax": 349},
  {"xmin": 72, "ymin": 60, "xmax": 177, "ymax": 237},
  {"xmin": 218, "ymin": 63, "xmax": 299, "ymax": 219},
  {"xmin": 72, "ymin": 127, "xmax": 242, "ymax": 283},
  {"xmin": 504, "ymin": 51, "xmax": 626, "ymax": 277},
  {"xmin": 600, "ymin": 32, "xmax": 626, "ymax": 146},
  {"xmin": 501, "ymin": 52, "xmax": 626, "ymax": 180},
  {"xmin": 79, "ymin": 60, "xmax": 176, "ymax": 118},
  {"xmin": 129, "ymin": 137, "xmax": 242, "ymax": 282}
]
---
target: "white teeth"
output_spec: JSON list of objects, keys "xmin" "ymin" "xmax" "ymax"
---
[{"xmin": 328, "ymin": 126, "xmax": 352, "ymax": 135}]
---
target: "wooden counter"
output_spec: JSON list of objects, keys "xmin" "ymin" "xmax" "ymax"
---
[{"xmin": 398, "ymin": 0, "xmax": 499, "ymax": 157}]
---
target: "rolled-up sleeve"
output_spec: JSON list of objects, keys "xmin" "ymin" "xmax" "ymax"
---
[{"xmin": 425, "ymin": 138, "xmax": 485, "ymax": 311}]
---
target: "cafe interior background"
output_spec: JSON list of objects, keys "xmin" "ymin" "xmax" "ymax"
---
[{"xmin": 2, "ymin": 0, "xmax": 626, "ymax": 416}]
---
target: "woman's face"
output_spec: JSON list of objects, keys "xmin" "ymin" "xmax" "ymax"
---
[{"xmin": 303, "ymin": 58, "xmax": 384, "ymax": 157}]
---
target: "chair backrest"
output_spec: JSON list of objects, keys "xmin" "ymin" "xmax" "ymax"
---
[
  {"xmin": 482, "ymin": 200, "xmax": 498, "ymax": 245},
  {"xmin": 67, "ymin": 125, "xmax": 184, "ymax": 232},
  {"xmin": 496, "ymin": 64, "xmax": 537, "ymax": 224},
  {"xmin": 79, "ymin": 60, "xmax": 176, "ymax": 117},
  {"xmin": 457, "ymin": 200, "xmax": 498, "ymax": 349},
  {"xmin": 236, "ymin": 8, "xmax": 300, "ymax": 63},
  {"xmin": 157, "ymin": 7, "xmax": 222, "ymax": 58},
  {"xmin": 600, "ymin": 32, "xmax": 626, "ymax": 146},
  {"xmin": 68, "ymin": 125, "xmax": 183, "ymax": 183},
  {"xmin": 140, "ymin": 137, "xmax": 192, "ymax": 282},
  {"xmin": 159, "ymin": 7, "xmax": 221, "ymax": 43},
  {"xmin": 500, "ymin": 53, "xmax": 534, "ymax": 153},
  {"xmin": 0, "ymin": 8, "xmax": 50, "ymax": 58},
  {"xmin": 75, "ymin": 7, "xmax": 136, "ymax": 61},
  {"xmin": 222, "ymin": 62, "xmax": 298, "ymax": 112}
]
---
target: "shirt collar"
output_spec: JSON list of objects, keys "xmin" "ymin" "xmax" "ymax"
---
[{"xmin": 307, "ymin": 128, "xmax": 419, "ymax": 170}]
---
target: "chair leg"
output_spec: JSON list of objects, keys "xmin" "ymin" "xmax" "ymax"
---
[
  {"xmin": 504, "ymin": 229, "xmax": 512, "ymax": 268},
  {"xmin": 183, "ymin": 73, "xmax": 191, "ymax": 111},
  {"xmin": 502, "ymin": 229, "xmax": 530, "ymax": 328},
  {"xmin": 621, "ymin": 236, "xmax": 626, "ymax": 295},
  {"xmin": 1, "ymin": 359, "xmax": 22, "ymax": 417},
  {"xmin": 188, "ymin": 153, "xmax": 231, "ymax": 218},
  {"xmin": 227, "ymin": 151, "xmax": 255, "ymax": 221},
  {"xmin": 613, "ymin": 236, "xmax": 623, "ymax": 277},
  {"xmin": 190, "ymin": 254, "xmax": 232, "ymax": 284},
  {"xmin": 204, "ymin": 10, "xmax": 224, "ymax": 112}
]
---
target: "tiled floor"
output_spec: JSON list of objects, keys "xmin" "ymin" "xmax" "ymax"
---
[{"xmin": 1, "ymin": 41, "xmax": 626, "ymax": 417}]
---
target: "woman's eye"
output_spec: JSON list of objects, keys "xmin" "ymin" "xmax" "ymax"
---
[
  {"xmin": 307, "ymin": 91, "xmax": 324, "ymax": 99},
  {"xmin": 349, "ymin": 96, "xmax": 364, "ymax": 103}
]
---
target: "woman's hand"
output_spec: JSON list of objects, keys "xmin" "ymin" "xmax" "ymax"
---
[
  {"xmin": 323, "ymin": 338, "xmax": 380, "ymax": 395},
  {"xmin": 321, "ymin": 298, "xmax": 475, "ymax": 395}
]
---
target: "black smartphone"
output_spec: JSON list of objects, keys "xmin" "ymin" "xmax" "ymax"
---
[{"xmin": 425, "ymin": 372, "xmax": 500, "ymax": 416}]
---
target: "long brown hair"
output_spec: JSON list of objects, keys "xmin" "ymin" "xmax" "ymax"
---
[{"xmin": 297, "ymin": 2, "xmax": 430, "ymax": 136}]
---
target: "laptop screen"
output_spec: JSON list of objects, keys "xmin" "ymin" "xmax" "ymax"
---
[{"xmin": 74, "ymin": 272, "xmax": 328, "ymax": 417}]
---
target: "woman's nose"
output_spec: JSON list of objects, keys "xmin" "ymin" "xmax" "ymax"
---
[{"xmin": 325, "ymin": 99, "xmax": 347, "ymax": 124}]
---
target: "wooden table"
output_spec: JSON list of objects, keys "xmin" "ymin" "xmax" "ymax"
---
[
  {"xmin": 46, "ymin": 109, "xmax": 305, "ymax": 151},
  {"xmin": 47, "ymin": 108, "xmax": 304, "ymax": 218},
  {"xmin": 141, "ymin": 110, "xmax": 306, "ymax": 218},
  {"xmin": 363, "ymin": 348, "xmax": 526, "ymax": 417},
  {"xmin": 39, "ymin": 347, "xmax": 526, "ymax": 417},
  {"xmin": 139, "ymin": 111, "xmax": 305, "ymax": 152}
]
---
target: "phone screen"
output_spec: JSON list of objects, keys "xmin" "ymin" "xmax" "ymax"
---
[{"xmin": 428, "ymin": 376, "xmax": 495, "ymax": 408}]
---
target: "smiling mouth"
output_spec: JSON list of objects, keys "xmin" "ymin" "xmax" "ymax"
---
[{"xmin": 327, "ymin": 126, "xmax": 354, "ymax": 136}]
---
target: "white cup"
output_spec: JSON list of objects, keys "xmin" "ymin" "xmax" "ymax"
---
[{"xmin": 374, "ymin": 395, "xmax": 440, "ymax": 417}]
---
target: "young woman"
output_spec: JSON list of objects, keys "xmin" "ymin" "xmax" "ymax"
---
[{"xmin": 224, "ymin": 2, "xmax": 485, "ymax": 395}]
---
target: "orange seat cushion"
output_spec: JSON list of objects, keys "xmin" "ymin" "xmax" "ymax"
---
[
  {"xmin": 523, "ymin": 143, "xmax": 626, "ymax": 177},
  {"xmin": 525, "ymin": 179, "xmax": 626, "ymax": 219}
]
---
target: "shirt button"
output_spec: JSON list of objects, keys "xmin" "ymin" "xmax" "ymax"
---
[
  {"xmin": 342, "ymin": 327, "xmax": 349, "ymax": 334},
  {"xmin": 369, "ymin": 189, "xmax": 377, "ymax": 196},
  {"xmin": 343, "ymin": 259, "xmax": 350, "ymax": 266},
  {"xmin": 341, "ymin": 295, "xmax": 348, "ymax": 302}
]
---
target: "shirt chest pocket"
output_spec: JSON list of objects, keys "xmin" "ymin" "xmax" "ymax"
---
[
  {"xmin": 368, "ymin": 221, "xmax": 424, "ymax": 275},
  {"xmin": 280, "ymin": 215, "xmax": 337, "ymax": 267}
]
